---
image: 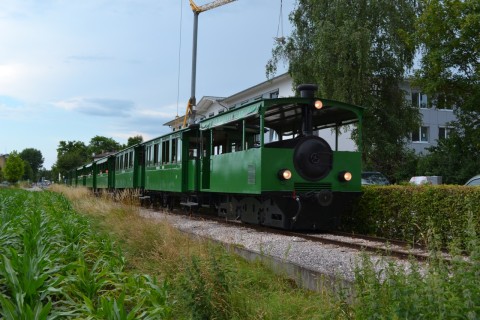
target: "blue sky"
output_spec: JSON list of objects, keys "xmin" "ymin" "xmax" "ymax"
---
[{"xmin": 0, "ymin": 0, "xmax": 295, "ymax": 169}]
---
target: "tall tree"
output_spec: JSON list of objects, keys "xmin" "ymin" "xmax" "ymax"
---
[
  {"xmin": 54, "ymin": 141, "xmax": 89, "ymax": 179},
  {"xmin": 4, "ymin": 151, "xmax": 24, "ymax": 183},
  {"xmin": 19, "ymin": 148, "xmax": 44, "ymax": 181},
  {"xmin": 267, "ymin": 0, "xmax": 421, "ymax": 180},
  {"xmin": 414, "ymin": 0, "xmax": 480, "ymax": 183},
  {"xmin": 88, "ymin": 136, "xmax": 121, "ymax": 156},
  {"xmin": 126, "ymin": 135, "xmax": 143, "ymax": 148}
]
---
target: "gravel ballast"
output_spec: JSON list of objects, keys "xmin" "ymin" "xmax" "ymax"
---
[{"xmin": 139, "ymin": 208, "xmax": 412, "ymax": 291}]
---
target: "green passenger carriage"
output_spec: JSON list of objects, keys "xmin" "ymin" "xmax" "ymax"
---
[
  {"xmin": 75, "ymin": 84, "xmax": 364, "ymax": 230},
  {"xmin": 94, "ymin": 155, "xmax": 115, "ymax": 190},
  {"xmin": 114, "ymin": 145, "xmax": 144, "ymax": 190}
]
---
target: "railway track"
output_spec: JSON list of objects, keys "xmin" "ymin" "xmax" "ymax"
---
[{"xmin": 168, "ymin": 210, "xmax": 444, "ymax": 263}]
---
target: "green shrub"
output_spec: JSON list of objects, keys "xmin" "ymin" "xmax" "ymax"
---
[{"xmin": 343, "ymin": 185, "xmax": 480, "ymax": 247}]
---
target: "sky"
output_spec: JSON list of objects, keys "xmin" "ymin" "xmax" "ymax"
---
[{"xmin": 0, "ymin": 0, "xmax": 296, "ymax": 169}]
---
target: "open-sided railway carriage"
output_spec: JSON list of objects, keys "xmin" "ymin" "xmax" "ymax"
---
[{"xmin": 72, "ymin": 85, "xmax": 364, "ymax": 230}]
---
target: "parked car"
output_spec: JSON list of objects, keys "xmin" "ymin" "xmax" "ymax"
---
[
  {"xmin": 465, "ymin": 175, "xmax": 480, "ymax": 186},
  {"xmin": 409, "ymin": 176, "xmax": 442, "ymax": 185},
  {"xmin": 361, "ymin": 172, "xmax": 390, "ymax": 185}
]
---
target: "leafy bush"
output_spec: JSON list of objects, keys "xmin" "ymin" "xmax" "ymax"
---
[{"xmin": 343, "ymin": 185, "xmax": 480, "ymax": 247}]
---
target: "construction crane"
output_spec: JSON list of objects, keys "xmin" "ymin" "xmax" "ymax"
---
[{"xmin": 183, "ymin": 0, "xmax": 237, "ymax": 128}]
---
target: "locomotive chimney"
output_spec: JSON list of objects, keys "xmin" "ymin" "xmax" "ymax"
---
[
  {"xmin": 297, "ymin": 84, "xmax": 318, "ymax": 136},
  {"xmin": 297, "ymin": 84, "xmax": 318, "ymax": 98}
]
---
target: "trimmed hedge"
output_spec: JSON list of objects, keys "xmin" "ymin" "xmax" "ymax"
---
[{"xmin": 342, "ymin": 185, "xmax": 480, "ymax": 247}]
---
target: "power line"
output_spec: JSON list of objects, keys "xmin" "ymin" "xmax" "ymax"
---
[{"xmin": 176, "ymin": 0, "xmax": 184, "ymax": 117}]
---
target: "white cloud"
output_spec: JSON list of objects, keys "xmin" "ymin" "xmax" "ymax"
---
[
  {"xmin": 137, "ymin": 103, "xmax": 179, "ymax": 119},
  {"xmin": 54, "ymin": 97, "xmax": 134, "ymax": 117}
]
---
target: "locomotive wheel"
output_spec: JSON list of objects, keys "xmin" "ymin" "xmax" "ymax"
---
[{"xmin": 293, "ymin": 136, "xmax": 333, "ymax": 181}]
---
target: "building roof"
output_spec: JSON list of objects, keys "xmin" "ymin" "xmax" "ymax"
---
[{"xmin": 163, "ymin": 73, "xmax": 291, "ymax": 130}]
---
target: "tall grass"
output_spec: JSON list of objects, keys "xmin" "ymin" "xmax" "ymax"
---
[
  {"xmin": 0, "ymin": 188, "xmax": 171, "ymax": 319},
  {"xmin": 349, "ymin": 211, "xmax": 480, "ymax": 319},
  {"xmin": 51, "ymin": 185, "xmax": 347, "ymax": 319},
  {"xmin": 48, "ymin": 185, "xmax": 480, "ymax": 319}
]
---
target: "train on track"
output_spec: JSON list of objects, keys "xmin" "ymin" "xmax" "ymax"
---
[{"xmin": 69, "ymin": 84, "xmax": 364, "ymax": 230}]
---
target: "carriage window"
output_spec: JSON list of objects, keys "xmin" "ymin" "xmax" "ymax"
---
[
  {"xmin": 153, "ymin": 143, "xmax": 159, "ymax": 164},
  {"xmin": 137, "ymin": 148, "xmax": 144, "ymax": 166},
  {"xmin": 129, "ymin": 151, "xmax": 134, "ymax": 167},
  {"xmin": 146, "ymin": 145, "xmax": 152, "ymax": 165},
  {"xmin": 189, "ymin": 137, "xmax": 200, "ymax": 159},
  {"xmin": 176, "ymin": 138, "xmax": 182, "ymax": 162},
  {"xmin": 162, "ymin": 140, "xmax": 170, "ymax": 163},
  {"xmin": 210, "ymin": 124, "xmax": 244, "ymax": 155},
  {"xmin": 172, "ymin": 138, "xmax": 177, "ymax": 162}
]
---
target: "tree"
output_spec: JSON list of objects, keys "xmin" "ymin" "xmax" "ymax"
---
[
  {"xmin": 88, "ymin": 136, "xmax": 121, "ymax": 156},
  {"xmin": 19, "ymin": 148, "xmax": 44, "ymax": 182},
  {"xmin": 126, "ymin": 135, "xmax": 143, "ymax": 148},
  {"xmin": 417, "ymin": 132, "xmax": 477, "ymax": 184},
  {"xmin": 22, "ymin": 161, "xmax": 34, "ymax": 182},
  {"xmin": 414, "ymin": 0, "xmax": 480, "ymax": 182},
  {"xmin": 54, "ymin": 140, "xmax": 89, "ymax": 179},
  {"xmin": 4, "ymin": 151, "xmax": 24, "ymax": 183},
  {"xmin": 267, "ymin": 0, "xmax": 421, "ymax": 181}
]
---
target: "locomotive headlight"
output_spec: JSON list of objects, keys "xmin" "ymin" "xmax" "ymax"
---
[
  {"xmin": 338, "ymin": 171, "xmax": 352, "ymax": 182},
  {"xmin": 314, "ymin": 100, "xmax": 323, "ymax": 110},
  {"xmin": 278, "ymin": 169, "xmax": 292, "ymax": 181}
]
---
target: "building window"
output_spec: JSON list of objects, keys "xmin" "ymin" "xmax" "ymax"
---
[
  {"xmin": 412, "ymin": 126, "xmax": 429, "ymax": 142},
  {"xmin": 412, "ymin": 92, "xmax": 428, "ymax": 108},
  {"xmin": 269, "ymin": 90, "xmax": 279, "ymax": 99},
  {"xmin": 438, "ymin": 127, "xmax": 453, "ymax": 140}
]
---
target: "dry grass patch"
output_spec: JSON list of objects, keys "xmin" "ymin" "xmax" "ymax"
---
[{"xmin": 50, "ymin": 185, "xmax": 211, "ymax": 277}]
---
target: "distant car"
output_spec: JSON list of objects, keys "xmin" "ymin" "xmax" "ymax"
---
[
  {"xmin": 361, "ymin": 172, "xmax": 390, "ymax": 185},
  {"xmin": 465, "ymin": 175, "xmax": 480, "ymax": 186},
  {"xmin": 409, "ymin": 176, "xmax": 442, "ymax": 185}
]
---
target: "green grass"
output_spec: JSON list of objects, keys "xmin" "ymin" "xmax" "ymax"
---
[
  {"xmin": 0, "ymin": 188, "xmax": 171, "ymax": 319},
  {"xmin": 3, "ymin": 185, "xmax": 479, "ymax": 319}
]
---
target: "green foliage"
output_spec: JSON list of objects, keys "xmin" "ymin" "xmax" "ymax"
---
[
  {"xmin": 415, "ymin": 0, "xmax": 479, "ymax": 112},
  {"xmin": 414, "ymin": 0, "xmax": 480, "ymax": 182},
  {"xmin": 19, "ymin": 148, "xmax": 44, "ymax": 181},
  {"xmin": 179, "ymin": 251, "xmax": 233, "ymax": 320},
  {"xmin": 21, "ymin": 161, "xmax": 33, "ymax": 182},
  {"xmin": 417, "ymin": 133, "xmax": 480, "ymax": 184},
  {"xmin": 4, "ymin": 151, "xmax": 24, "ymax": 183},
  {"xmin": 267, "ymin": 0, "xmax": 421, "ymax": 179},
  {"xmin": 344, "ymin": 185, "xmax": 480, "ymax": 248},
  {"xmin": 0, "ymin": 189, "xmax": 172, "ymax": 318},
  {"xmin": 88, "ymin": 135, "xmax": 122, "ymax": 156},
  {"xmin": 126, "ymin": 135, "xmax": 143, "ymax": 148},
  {"xmin": 54, "ymin": 140, "xmax": 89, "ymax": 180},
  {"xmin": 352, "ymin": 216, "xmax": 480, "ymax": 319}
]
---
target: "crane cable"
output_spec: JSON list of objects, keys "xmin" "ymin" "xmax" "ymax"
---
[
  {"xmin": 275, "ymin": 0, "xmax": 285, "ymax": 44},
  {"xmin": 176, "ymin": 0, "xmax": 184, "ymax": 118}
]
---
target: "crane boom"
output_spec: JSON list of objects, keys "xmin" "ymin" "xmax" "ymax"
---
[
  {"xmin": 183, "ymin": 0, "xmax": 237, "ymax": 128},
  {"xmin": 189, "ymin": 0, "xmax": 236, "ymax": 13}
]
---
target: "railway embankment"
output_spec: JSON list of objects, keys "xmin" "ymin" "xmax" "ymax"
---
[{"xmin": 139, "ymin": 208, "xmax": 415, "ymax": 292}]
